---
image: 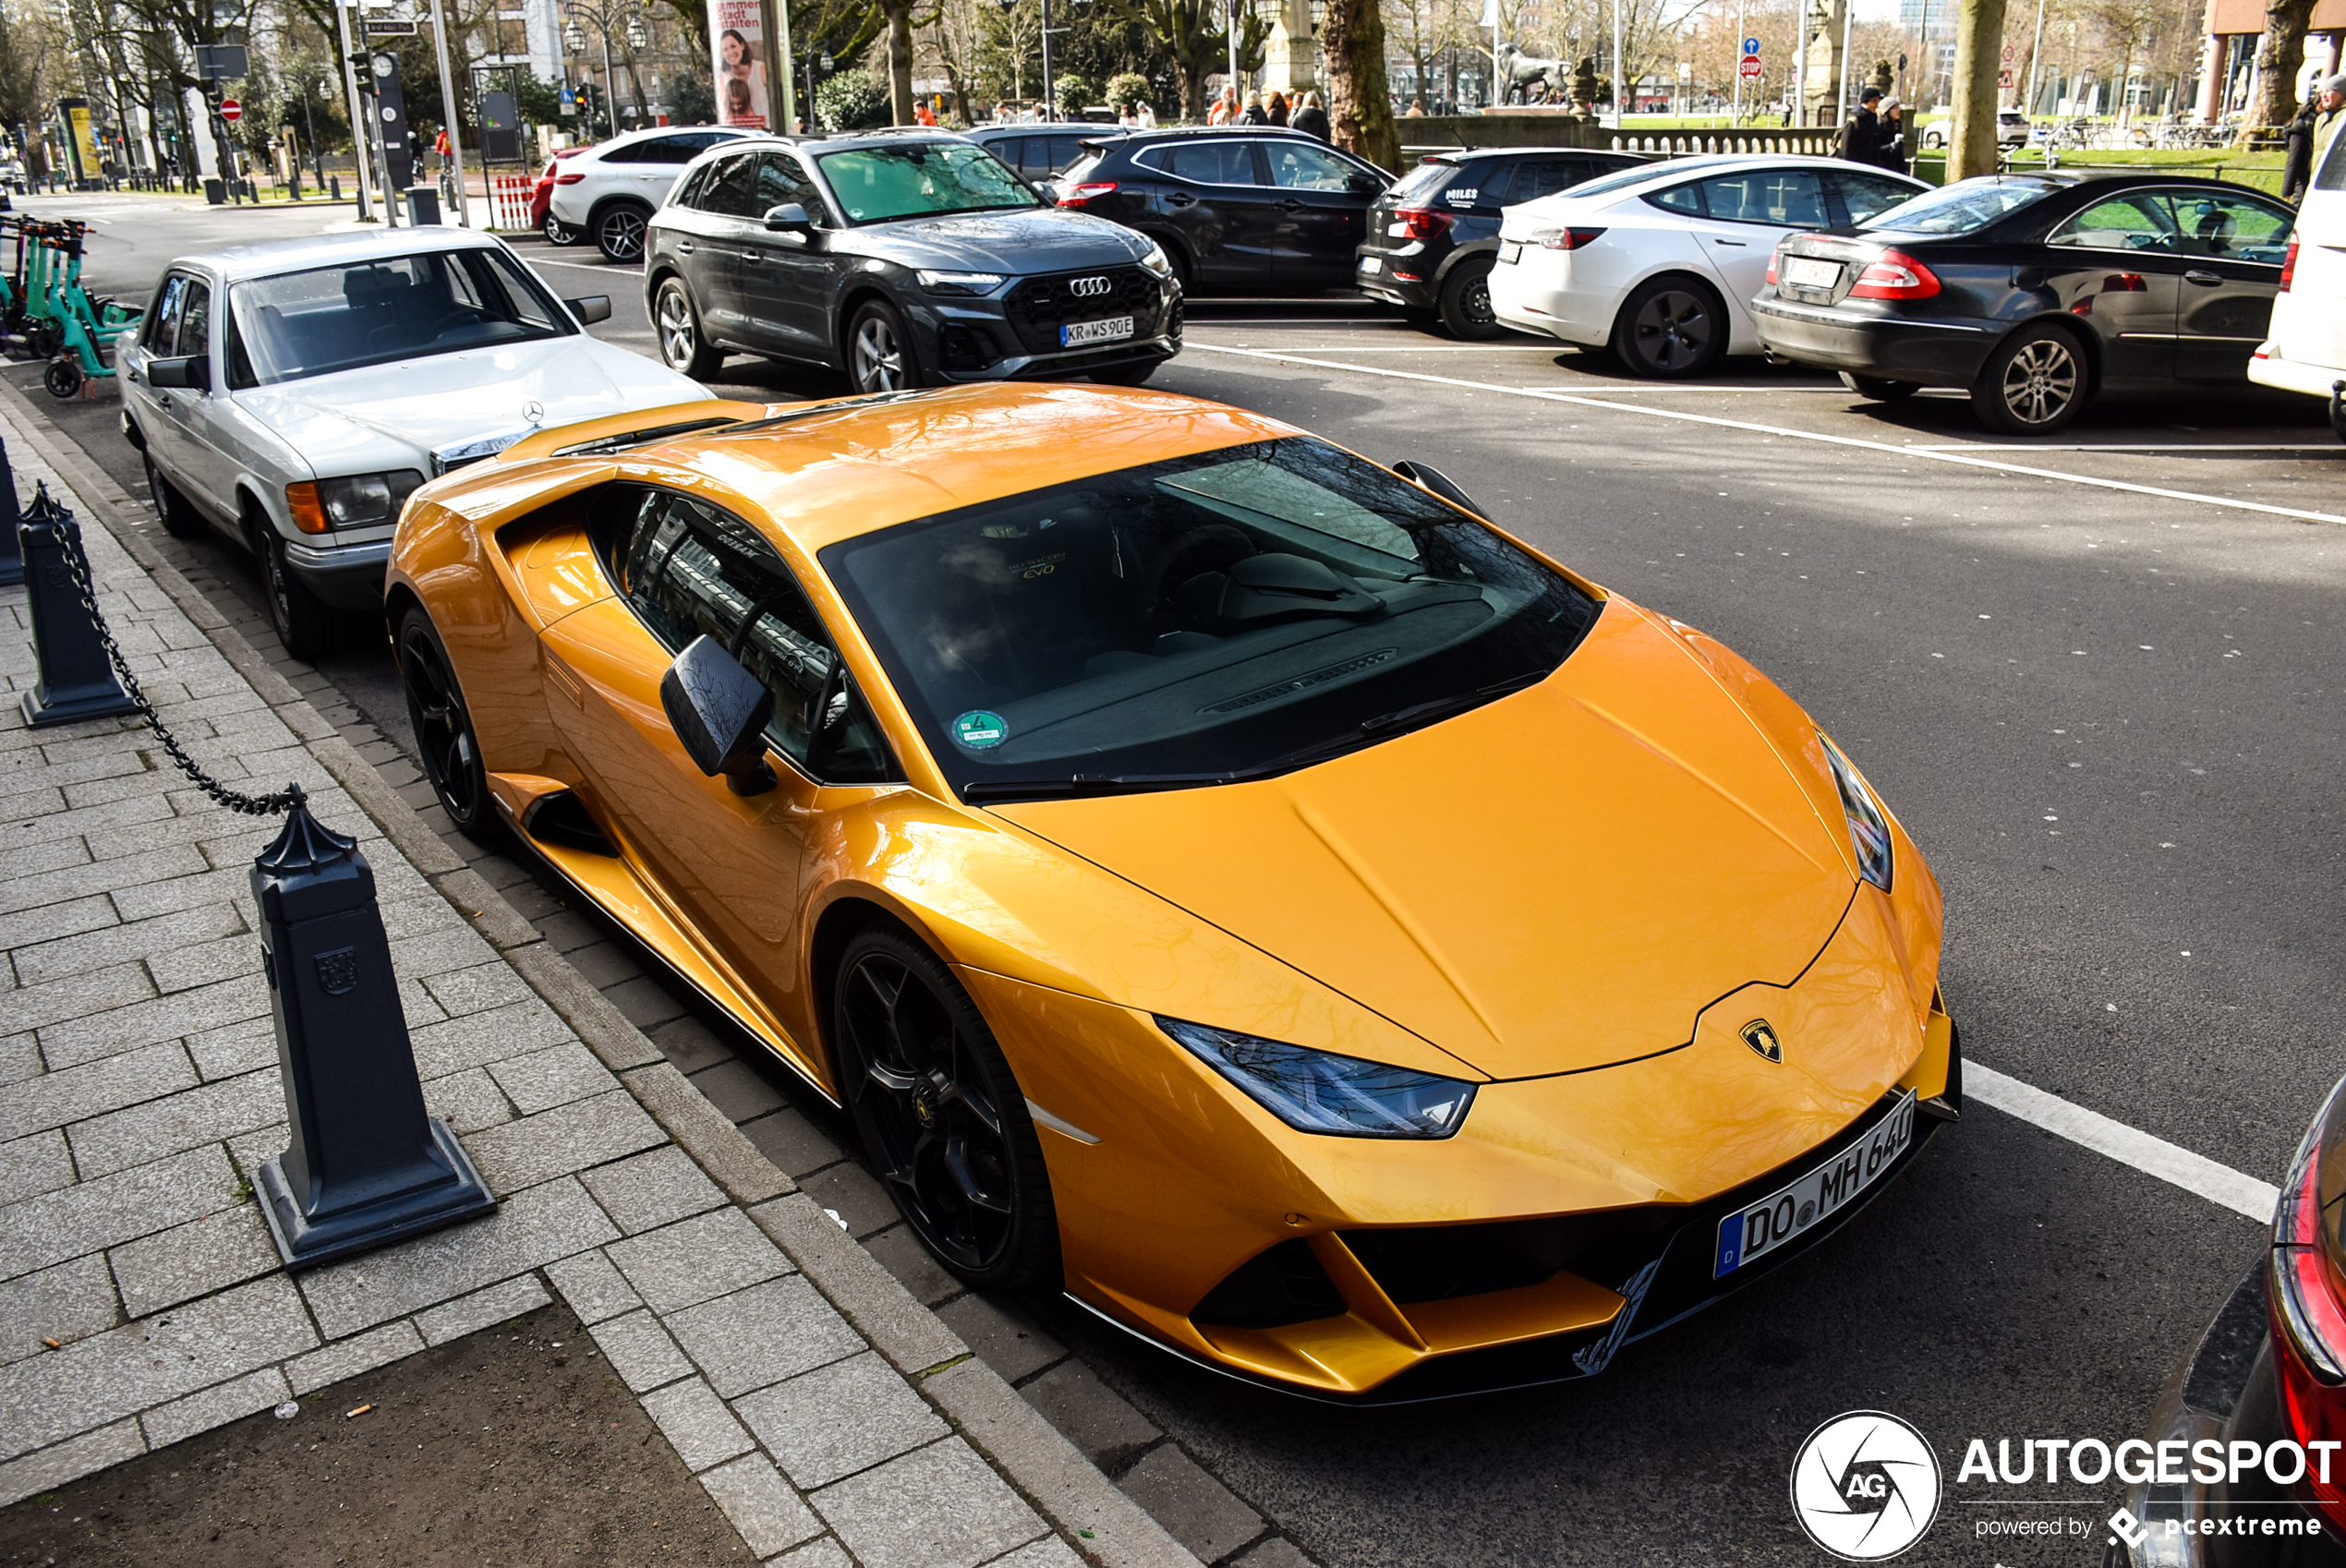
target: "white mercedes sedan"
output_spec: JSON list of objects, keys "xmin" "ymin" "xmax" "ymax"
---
[
  {"xmin": 120, "ymin": 228, "xmax": 707, "ymax": 657},
  {"xmin": 1488, "ymin": 155, "xmax": 1927, "ymax": 378}
]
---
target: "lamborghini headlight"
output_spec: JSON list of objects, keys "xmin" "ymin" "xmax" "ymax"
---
[
  {"xmin": 1820, "ymin": 732, "xmax": 1893, "ymax": 892},
  {"xmin": 1156, "ymin": 1018, "xmax": 1476, "ymax": 1139}
]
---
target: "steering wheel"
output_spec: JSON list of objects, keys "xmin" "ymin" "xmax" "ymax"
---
[{"xmin": 427, "ymin": 308, "xmax": 485, "ymax": 341}]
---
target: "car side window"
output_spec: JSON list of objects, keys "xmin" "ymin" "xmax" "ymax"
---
[
  {"xmin": 2049, "ymin": 193, "xmax": 2179, "ymax": 252},
  {"xmin": 672, "ymin": 163, "xmax": 714, "ymax": 208},
  {"xmin": 1505, "ymin": 158, "xmax": 1583, "ymax": 203},
  {"xmin": 2166, "ymin": 190, "xmax": 2292, "ymax": 264},
  {"xmin": 2319, "ymin": 127, "xmax": 2346, "ymax": 192},
  {"xmin": 1834, "ymin": 170, "xmax": 1918, "ymax": 223},
  {"xmin": 756, "ymin": 151, "xmax": 828, "ymax": 226},
  {"xmin": 697, "ymin": 151, "xmax": 760, "ymax": 218},
  {"xmin": 608, "ymin": 489, "xmax": 896, "ymax": 782},
  {"xmin": 1266, "ymin": 142, "xmax": 1357, "ymax": 190},
  {"xmin": 1696, "ymin": 170, "xmax": 1827, "ymax": 227},
  {"xmin": 1646, "ymin": 182, "xmax": 1704, "ymax": 215},
  {"xmin": 143, "ymin": 273, "xmax": 187, "ymax": 350},
  {"xmin": 986, "ymin": 137, "xmax": 1026, "ymax": 173},
  {"xmin": 175, "ymin": 281, "xmax": 212, "ymax": 361},
  {"xmin": 1165, "ymin": 140, "xmax": 1259, "ymax": 185},
  {"xmin": 624, "ymin": 138, "xmax": 694, "ymax": 165}
]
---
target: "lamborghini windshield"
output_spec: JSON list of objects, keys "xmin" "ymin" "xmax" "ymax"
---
[{"xmin": 819, "ymin": 439, "xmax": 1601, "ymax": 800}]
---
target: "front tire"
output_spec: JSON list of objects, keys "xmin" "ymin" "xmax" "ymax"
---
[
  {"xmin": 257, "ymin": 526, "xmax": 339, "ymax": 661},
  {"xmin": 43, "ymin": 357, "xmax": 81, "ymax": 399},
  {"xmin": 847, "ymin": 300, "xmax": 919, "ymax": 393},
  {"xmin": 831, "ymin": 925, "xmax": 1059, "ymax": 1291},
  {"xmin": 1612, "ymin": 275, "xmax": 1725, "ymax": 379},
  {"xmin": 1438, "ymin": 259, "xmax": 1504, "ymax": 341},
  {"xmin": 1971, "ymin": 321, "xmax": 2089, "ymax": 435},
  {"xmin": 592, "ymin": 201, "xmax": 650, "ymax": 264},
  {"xmin": 395, "ymin": 606, "xmax": 500, "ymax": 842},
  {"xmin": 1841, "ymin": 371, "xmax": 1919, "ymax": 402},
  {"xmin": 145, "ymin": 453, "xmax": 207, "ymax": 538},
  {"xmin": 654, "ymin": 278, "xmax": 724, "ymax": 380}
]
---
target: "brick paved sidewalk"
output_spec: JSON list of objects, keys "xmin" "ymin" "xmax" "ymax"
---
[{"xmin": 0, "ymin": 399, "xmax": 1196, "ymax": 1568}]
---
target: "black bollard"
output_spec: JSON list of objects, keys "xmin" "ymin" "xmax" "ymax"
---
[
  {"xmin": 252, "ymin": 787, "xmax": 496, "ymax": 1269},
  {"xmin": 0, "ymin": 439, "xmax": 20, "ymax": 586},
  {"xmin": 17, "ymin": 489, "xmax": 135, "ymax": 727}
]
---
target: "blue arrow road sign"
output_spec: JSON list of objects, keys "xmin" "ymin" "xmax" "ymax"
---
[{"xmin": 1743, "ymin": 35, "xmax": 1761, "ymax": 54}]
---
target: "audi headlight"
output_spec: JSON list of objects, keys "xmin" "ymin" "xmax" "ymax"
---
[
  {"xmin": 1820, "ymin": 732, "xmax": 1893, "ymax": 892},
  {"xmin": 284, "ymin": 469, "xmax": 425, "ymax": 535},
  {"xmin": 915, "ymin": 269, "xmax": 1006, "ymax": 296},
  {"xmin": 1156, "ymin": 1018, "xmax": 1476, "ymax": 1139},
  {"xmin": 1138, "ymin": 244, "xmax": 1173, "ymax": 279}
]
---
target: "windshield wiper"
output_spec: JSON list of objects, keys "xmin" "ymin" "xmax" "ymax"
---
[{"xmin": 958, "ymin": 671, "xmax": 1549, "ymax": 804}]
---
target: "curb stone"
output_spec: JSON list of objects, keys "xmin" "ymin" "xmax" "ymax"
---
[{"xmin": 0, "ymin": 376, "xmax": 1203, "ymax": 1568}]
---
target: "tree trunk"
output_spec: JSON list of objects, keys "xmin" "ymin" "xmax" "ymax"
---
[
  {"xmin": 1946, "ymin": 0, "xmax": 2008, "ymax": 179},
  {"xmin": 1323, "ymin": 0, "xmax": 1399, "ymax": 168},
  {"xmin": 1177, "ymin": 54, "xmax": 1206, "ymax": 120},
  {"xmin": 886, "ymin": 0, "xmax": 916, "ymax": 124},
  {"xmin": 2241, "ymin": 0, "xmax": 2316, "ymax": 139}
]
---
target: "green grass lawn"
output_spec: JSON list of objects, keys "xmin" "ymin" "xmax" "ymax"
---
[{"xmin": 1906, "ymin": 148, "xmax": 2283, "ymax": 193}]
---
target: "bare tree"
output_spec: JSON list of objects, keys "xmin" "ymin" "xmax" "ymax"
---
[
  {"xmin": 1089, "ymin": 0, "xmax": 1266, "ymax": 119},
  {"xmin": 2240, "ymin": 0, "xmax": 2313, "ymax": 133}
]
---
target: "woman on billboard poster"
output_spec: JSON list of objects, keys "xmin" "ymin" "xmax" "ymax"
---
[{"xmin": 712, "ymin": 9, "xmax": 770, "ymax": 129}]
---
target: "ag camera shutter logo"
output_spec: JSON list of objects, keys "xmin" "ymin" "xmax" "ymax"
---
[{"xmin": 1790, "ymin": 1411, "xmax": 1941, "ymax": 1561}]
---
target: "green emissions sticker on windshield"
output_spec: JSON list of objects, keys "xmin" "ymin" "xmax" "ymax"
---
[{"xmin": 952, "ymin": 710, "xmax": 1009, "ymax": 750}]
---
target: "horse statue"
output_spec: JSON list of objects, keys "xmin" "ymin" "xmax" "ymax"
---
[{"xmin": 1495, "ymin": 42, "xmax": 1567, "ymax": 105}]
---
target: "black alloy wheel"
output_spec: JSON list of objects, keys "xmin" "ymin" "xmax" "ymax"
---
[
  {"xmin": 43, "ymin": 357, "xmax": 81, "ymax": 399},
  {"xmin": 257, "ymin": 525, "xmax": 338, "ymax": 661},
  {"xmin": 1972, "ymin": 321, "xmax": 2088, "ymax": 436},
  {"xmin": 144, "ymin": 452, "xmax": 207, "ymax": 538},
  {"xmin": 542, "ymin": 211, "xmax": 578, "ymax": 246},
  {"xmin": 832, "ymin": 926, "xmax": 1058, "ymax": 1289},
  {"xmin": 594, "ymin": 202, "xmax": 650, "ymax": 264},
  {"xmin": 1439, "ymin": 259, "xmax": 1504, "ymax": 341},
  {"xmin": 655, "ymin": 278, "xmax": 724, "ymax": 380},
  {"xmin": 1614, "ymin": 276, "xmax": 1724, "ymax": 379},
  {"xmin": 396, "ymin": 607, "xmax": 499, "ymax": 841},
  {"xmin": 847, "ymin": 300, "xmax": 918, "ymax": 394},
  {"xmin": 1842, "ymin": 371, "xmax": 1920, "ymax": 402}
]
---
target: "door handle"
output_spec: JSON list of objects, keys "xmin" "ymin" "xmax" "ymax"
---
[
  {"xmin": 1281, "ymin": 198, "xmax": 1304, "ymax": 211},
  {"xmin": 1166, "ymin": 192, "xmax": 1194, "ymax": 207},
  {"xmin": 1711, "ymin": 237, "xmax": 1747, "ymax": 247},
  {"xmin": 676, "ymin": 239, "xmax": 695, "ymax": 254},
  {"xmin": 741, "ymin": 249, "xmax": 763, "ymax": 262},
  {"xmin": 2183, "ymin": 269, "xmax": 2220, "ymax": 285}
]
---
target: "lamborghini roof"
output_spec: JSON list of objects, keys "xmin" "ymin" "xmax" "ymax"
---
[{"xmin": 466, "ymin": 383, "xmax": 1299, "ymax": 555}]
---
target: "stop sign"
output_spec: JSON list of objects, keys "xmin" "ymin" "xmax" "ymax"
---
[{"xmin": 220, "ymin": 98, "xmax": 242, "ymax": 122}]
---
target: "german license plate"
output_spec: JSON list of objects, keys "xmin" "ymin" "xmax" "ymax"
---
[
  {"xmin": 1359, "ymin": 255, "xmax": 1382, "ymax": 274},
  {"xmin": 1713, "ymin": 1090, "xmax": 1917, "ymax": 1277},
  {"xmin": 1061, "ymin": 316, "xmax": 1133, "ymax": 347},
  {"xmin": 1786, "ymin": 257, "xmax": 1842, "ymax": 289},
  {"xmin": 1497, "ymin": 240, "xmax": 1522, "ymax": 264}
]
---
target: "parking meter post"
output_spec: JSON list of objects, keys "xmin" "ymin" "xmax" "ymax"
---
[
  {"xmin": 0, "ymin": 437, "xmax": 21, "ymax": 586},
  {"xmin": 251, "ymin": 789, "xmax": 496, "ymax": 1270},
  {"xmin": 16, "ymin": 490, "xmax": 135, "ymax": 727}
]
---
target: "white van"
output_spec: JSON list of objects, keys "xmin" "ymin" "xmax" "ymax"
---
[{"xmin": 2249, "ymin": 126, "xmax": 2346, "ymax": 439}]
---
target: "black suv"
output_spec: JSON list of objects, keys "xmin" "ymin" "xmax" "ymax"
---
[
  {"xmin": 962, "ymin": 124, "xmax": 1128, "ymax": 183},
  {"xmin": 1356, "ymin": 148, "xmax": 1651, "ymax": 338},
  {"xmin": 1055, "ymin": 127, "xmax": 1392, "ymax": 292},
  {"xmin": 644, "ymin": 134, "xmax": 1180, "ymax": 393}
]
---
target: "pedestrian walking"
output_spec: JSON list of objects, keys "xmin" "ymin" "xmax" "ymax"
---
[
  {"xmin": 1875, "ymin": 98, "xmax": 1908, "ymax": 174},
  {"xmin": 1291, "ymin": 90, "xmax": 1330, "ymax": 140},
  {"xmin": 2284, "ymin": 74, "xmax": 2346, "ymax": 204},
  {"xmin": 1240, "ymin": 93, "xmax": 1269, "ymax": 126},
  {"xmin": 1836, "ymin": 86, "xmax": 1886, "ymax": 164},
  {"xmin": 1136, "ymin": 101, "xmax": 1156, "ymax": 128},
  {"xmin": 1208, "ymin": 87, "xmax": 1238, "ymax": 125},
  {"xmin": 1267, "ymin": 90, "xmax": 1289, "ymax": 127}
]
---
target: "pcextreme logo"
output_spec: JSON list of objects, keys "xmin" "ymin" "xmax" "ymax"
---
[{"xmin": 1790, "ymin": 1411, "xmax": 1943, "ymax": 1562}]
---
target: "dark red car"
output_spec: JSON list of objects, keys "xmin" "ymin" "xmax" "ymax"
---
[{"xmin": 533, "ymin": 147, "xmax": 591, "ymax": 244}]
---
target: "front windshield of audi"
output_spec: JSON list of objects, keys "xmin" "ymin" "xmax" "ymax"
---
[
  {"xmin": 814, "ymin": 142, "xmax": 1041, "ymax": 224},
  {"xmin": 820, "ymin": 440, "xmax": 1602, "ymax": 800}
]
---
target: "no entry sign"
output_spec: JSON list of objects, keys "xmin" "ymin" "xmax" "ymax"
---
[{"xmin": 219, "ymin": 98, "xmax": 242, "ymax": 122}]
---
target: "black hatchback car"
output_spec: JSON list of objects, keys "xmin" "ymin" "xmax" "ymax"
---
[
  {"xmin": 1055, "ymin": 127, "xmax": 1392, "ymax": 292},
  {"xmin": 1751, "ymin": 171, "xmax": 2295, "ymax": 434},
  {"xmin": 1356, "ymin": 147, "xmax": 1649, "ymax": 338},
  {"xmin": 645, "ymin": 134, "xmax": 1180, "ymax": 393}
]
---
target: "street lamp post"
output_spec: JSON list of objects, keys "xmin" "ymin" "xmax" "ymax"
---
[{"xmin": 564, "ymin": 4, "xmax": 641, "ymax": 137}]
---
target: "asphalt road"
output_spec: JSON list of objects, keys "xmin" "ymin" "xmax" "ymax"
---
[{"xmin": 23, "ymin": 189, "xmax": 2346, "ymax": 1568}]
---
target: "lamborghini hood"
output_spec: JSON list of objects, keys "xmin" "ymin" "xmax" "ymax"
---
[{"xmin": 990, "ymin": 602, "xmax": 1861, "ymax": 1080}]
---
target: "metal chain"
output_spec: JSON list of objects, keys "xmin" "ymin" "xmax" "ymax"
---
[{"xmin": 46, "ymin": 492, "xmax": 297, "ymax": 817}]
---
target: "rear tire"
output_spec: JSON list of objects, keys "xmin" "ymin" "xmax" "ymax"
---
[
  {"xmin": 1611, "ymin": 275, "xmax": 1726, "ymax": 379},
  {"xmin": 654, "ymin": 278, "xmax": 724, "ymax": 380},
  {"xmin": 1841, "ymin": 371, "xmax": 1919, "ymax": 402},
  {"xmin": 258, "ymin": 527, "xmax": 340, "ymax": 663},
  {"xmin": 831, "ymin": 924, "xmax": 1059, "ymax": 1292},
  {"xmin": 43, "ymin": 357, "xmax": 81, "ymax": 399},
  {"xmin": 1437, "ymin": 259, "xmax": 1504, "ymax": 341},
  {"xmin": 592, "ymin": 200, "xmax": 651, "ymax": 264},
  {"xmin": 1970, "ymin": 321, "xmax": 2089, "ymax": 436},
  {"xmin": 542, "ymin": 211, "xmax": 578, "ymax": 246},
  {"xmin": 145, "ymin": 453, "xmax": 207, "ymax": 538}
]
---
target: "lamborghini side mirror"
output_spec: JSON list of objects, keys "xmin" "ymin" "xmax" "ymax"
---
[{"xmin": 659, "ymin": 635, "xmax": 777, "ymax": 796}]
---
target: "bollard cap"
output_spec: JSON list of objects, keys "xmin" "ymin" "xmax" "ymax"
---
[{"xmin": 251, "ymin": 784, "xmax": 375, "ymax": 922}]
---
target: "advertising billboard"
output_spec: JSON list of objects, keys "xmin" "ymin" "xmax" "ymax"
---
[{"xmin": 709, "ymin": 0, "xmax": 771, "ymax": 130}]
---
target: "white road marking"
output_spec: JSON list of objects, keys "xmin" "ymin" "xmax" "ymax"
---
[
  {"xmin": 534, "ymin": 257, "xmax": 641, "ymax": 273},
  {"xmin": 1189, "ymin": 343, "xmax": 2346, "ymax": 525},
  {"xmin": 1967, "ymin": 1062, "xmax": 2279, "ymax": 1223},
  {"xmin": 1909, "ymin": 442, "xmax": 2346, "ymax": 453}
]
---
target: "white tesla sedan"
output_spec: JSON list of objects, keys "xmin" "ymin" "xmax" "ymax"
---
[
  {"xmin": 1488, "ymin": 155, "xmax": 1929, "ymax": 377},
  {"xmin": 120, "ymin": 228, "xmax": 707, "ymax": 658}
]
